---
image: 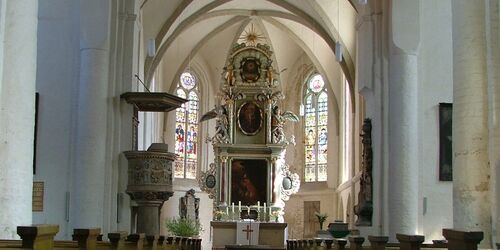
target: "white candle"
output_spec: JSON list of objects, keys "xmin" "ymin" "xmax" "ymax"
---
[
  {"xmin": 238, "ymin": 201, "xmax": 241, "ymax": 211},
  {"xmin": 263, "ymin": 203, "xmax": 266, "ymax": 212},
  {"xmin": 232, "ymin": 203, "xmax": 235, "ymax": 213},
  {"xmin": 257, "ymin": 201, "xmax": 260, "ymax": 211},
  {"xmin": 247, "ymin": 206, "xmax": 250, "ymax": 215},
  {"xmin": 226, "ymin": 207, "xmax": 229, "ymax": 215},
  {"xmin": 269, "ymin": 206, "xmax": 272, "ymax": 215}
]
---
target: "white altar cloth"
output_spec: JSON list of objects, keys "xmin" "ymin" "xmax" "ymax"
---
[{"xmin": 236, "ymin": 221, "xmax": 260, "ymax": 245}]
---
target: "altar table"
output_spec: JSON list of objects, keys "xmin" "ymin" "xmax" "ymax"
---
[{"xmin": 211, "ymin": 221, "xmax": 287, "ymax": 250}]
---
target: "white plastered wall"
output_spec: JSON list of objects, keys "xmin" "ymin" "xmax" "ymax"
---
[
  {"xmin": 33, "ymin": 0, "xmax": 80, "ymax": 239},
  {"xmin": 417, "ymin": 0, "xmax": 453, "ymax": 242}
]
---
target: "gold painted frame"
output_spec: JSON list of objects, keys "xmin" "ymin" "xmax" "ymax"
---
[{"xmin": 237, "ymin": 102, "xmax": 263, "ymax": 135}]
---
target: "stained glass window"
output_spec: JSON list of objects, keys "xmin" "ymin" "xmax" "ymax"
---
[
  {"xmin": 174, "ymin": 72, "xmax": 199, "ymax": 179},
  {"xmin": 304, "ymin": 74, "xmax": 328, "ymax": 182}
]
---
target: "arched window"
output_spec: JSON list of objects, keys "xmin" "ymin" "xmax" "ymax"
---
[
  {"xmin": 304, "ymin": 74, "xmax": 328, "ymax": 182},
  {"xmin": 174, "ymin": 72, "xmax": 199, "ymax": 179}
]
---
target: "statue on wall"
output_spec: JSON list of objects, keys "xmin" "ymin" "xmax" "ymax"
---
[
  {"xmin": 271, "ymin": 106, "xmax": 299, "ymax": 144},
  {"xmin": 200, "ymin": 105, "xmax": 230, "ymax": 144},
  {"xmin": 224, "ymin": 64, "xmax": 235, "ymax": 86},
  {"xmin": 180, "ymin": 189, "xmax": 200, "ymax": 220},
  {"xmin": 213, "ymin": 105, "xmax": 230, "ymax": 143},
  {"xmin": 354, "ymin": 118, "xmax": 373, "ymax": 226}
]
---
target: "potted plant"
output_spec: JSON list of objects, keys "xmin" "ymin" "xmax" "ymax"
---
[
  {"xmin": 165, "ymin": 217, "xmax": 203, "ymax": 237},
  {"xmin": 315, "ymin": 212, "xmax": 328, "ymax": 230}
]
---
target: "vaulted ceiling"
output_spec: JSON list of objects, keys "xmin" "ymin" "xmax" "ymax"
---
[{"xmin": 140, "ymin": 0, "xmax": 358, "ymax": 100}]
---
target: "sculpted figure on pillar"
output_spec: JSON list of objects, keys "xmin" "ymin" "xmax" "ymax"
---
[{"xmin": 354, "ymin": 118, "xmax": 373, "ymax": 226}]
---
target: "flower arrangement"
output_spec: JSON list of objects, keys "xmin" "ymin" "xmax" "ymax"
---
[
  {"xmin": 214, "ymin": 210, "xmax": 226, "ymax": 221},
  {"xmin": 315, "ymin": 212, "xmax": 328, "ymax": 230},
  {"xmin": 270, "ymin": 210, "xmax": 283, "ymax": 222},
  {"xmin": 165, "ymin": 217, "xmax": 203, "ymax": 237}
]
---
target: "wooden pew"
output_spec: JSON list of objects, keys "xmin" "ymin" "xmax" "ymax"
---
[
  {"xmin": 0, "ymin": 225, "xmax": 206, "ymax": 250},
  {"xmin": 442, "ymin": 229, "xmax": 483, "ymax": 250}
]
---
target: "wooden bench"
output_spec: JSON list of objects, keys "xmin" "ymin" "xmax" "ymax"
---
[
  {"xmin": 285, "ymin": 228, "xmax": 487, "ymax": 250},
  {"xmin": 0, "ymin": 225, "xmax": 202, "ymax": 250}
]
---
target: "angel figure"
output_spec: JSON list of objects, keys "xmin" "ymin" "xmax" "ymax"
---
[
  {"xmin": 200, "ymin": 105, "xmax": 230, "ymax": 143},
  {"xmin": 271, "ymin": 106, "xmax": 299, "ymax": 143},
  {"xmin": 224, "ymin": 64, "xmax": 235, "ymax": 86}
]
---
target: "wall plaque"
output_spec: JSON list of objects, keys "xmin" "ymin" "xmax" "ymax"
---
[{"xmin": 32, "ymin": 181, "xmax": 44, "ymax": 212}]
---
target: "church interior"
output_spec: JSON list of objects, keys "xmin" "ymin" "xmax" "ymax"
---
[{"xmin": 0, "ymin": 0, "xmax": 499, "ymax": 249}]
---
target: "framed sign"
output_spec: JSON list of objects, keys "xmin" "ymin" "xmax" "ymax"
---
[
  {"xmin": 32, "ymin": 181, "xmax": 44, "ymax": 212},
  {"xmin": 237, "ymin": 102, "xmax": 263, "ymax": 135},
  {"xmin": 439, "ymin": 103, "xmax": 452, "ymax": 181}
]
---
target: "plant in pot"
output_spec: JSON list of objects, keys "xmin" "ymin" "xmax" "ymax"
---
[
  {"xmin": 165, "ymin": 217, "xmax": 203, "ymax": 237},
  {"xmin": 315, "ymin": 212, "xmax": 328, "ymax": 230}
]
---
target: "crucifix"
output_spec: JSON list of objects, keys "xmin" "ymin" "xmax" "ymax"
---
[{"xmin": 242, "ymin": 224, "xmax": 254, "ymax": 241}]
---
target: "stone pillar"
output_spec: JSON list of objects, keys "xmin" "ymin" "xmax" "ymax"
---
[
  {"xmin": 219, "ymin": 156, "xmax": 227, "ymax": 204},
  {"xmin": 451, "ymin": 1, "xmax": 491, "ymax": 247},
  {"xmin": 485, "ymin": 0, "xmax": 500, "ymax": 245},
  {"xmin": 71, "ymin": 0, "xmax": 112, "ymax": 229},
  {"xmin": 0, "ymin": 0, "xmax": 38, "ymax": 239},
  {"xmin": 387, "ymin": 0, "xmax": 420, "ymax": 238}
]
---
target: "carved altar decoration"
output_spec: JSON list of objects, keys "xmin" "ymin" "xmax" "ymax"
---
[
  {"xmin": 199, "ymin": 40, "xmax": 300, "ymax": 227},
  {"xmin": 278, "ymin": 164, "xmax": 300, "ymax": 203},
  {"xmin": 354, "ymin": 118, "xmax": 373, "ymax": 226},
  {"xmin": 198, "ymin": 163, "xmax": 217, "ymax": 199}
]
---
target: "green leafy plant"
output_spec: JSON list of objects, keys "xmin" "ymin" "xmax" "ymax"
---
[
  {"xmin": 315, "ymin": 212, "xmax": 328, "ymax": 230},
  {"xmin": 165, "ymin": 217, "xmax": 203, "ymax": 237}
]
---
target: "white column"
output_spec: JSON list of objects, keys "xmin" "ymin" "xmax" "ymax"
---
[
  {"xmin": 486, "ymin": 0, "xmax": 500, "ymax": 244},
  {"xmin": 71, "ymin": 0, "xmax": 111, "ymax": 229},
  {"xmin": 451, "ymin": 1, "xmax": 491, "ymax": 247},
  {"xmin": 0, "ymin": 0, "xmax": 38, "ymax": 239},
  {"xmin": 387, "ymin": 0, "xmax": 420, "ymax": 238}
]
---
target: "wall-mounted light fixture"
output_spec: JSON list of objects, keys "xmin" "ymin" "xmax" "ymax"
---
[
  {"xmin": 147, "ymin": 39, "xmax": 156, "ymax": 57},
  {"xmin": 335, "ymin": 42, "xmax": 343, "ymax": 62}
]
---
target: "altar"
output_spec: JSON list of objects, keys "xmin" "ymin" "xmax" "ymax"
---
[{"xmin": 211, "ymin": 221, "xmax": 287, "ymax": 250}]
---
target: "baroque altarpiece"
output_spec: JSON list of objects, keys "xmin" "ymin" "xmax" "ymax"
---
[{"xmin": 199, "ymin": 42, "xmax": 300, "ymax": 221}]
